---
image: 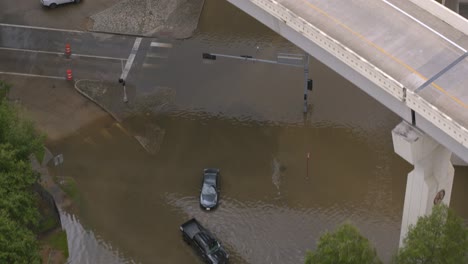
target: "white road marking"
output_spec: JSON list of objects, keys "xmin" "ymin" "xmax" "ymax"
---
[
  {"xmin": 120, "ymin": 38, "xmax": 142, "ymax": 82},
  {"xmin": 0, "ymin": 47, "xmax": 60, "ymax": 56},
  {"xmin": 72, "ymin": 53, "xmax": 126, "ymax": 61},
  {"xmin": 150, "ymin": 42, "xmax": 173, "ymax": 48},
  {"xmin": 0, "ymin": 23, "xmax": 84, "ymax": 34},
  {"xmin": 142, "ymin": 63, "xmax": 162, "ymax": 69},
  {"xmin": 381, "ymin": 0, "xmax": 466, "ymax": 52},
  {"xmin": 0, "ymin": 46, "xmax": 127, "ymax": 61},
  {"xmin": 0, "ymin": 71, "xmax": 65, "ymax": 80},
  {"xmin": 146, "ymin": 53, "xmax": 168, "ymax": 59}
]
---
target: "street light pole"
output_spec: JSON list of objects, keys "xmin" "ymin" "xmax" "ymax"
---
[{"xmin": 202, "ymin": 52, "xmax": 313, "ymax": 113}]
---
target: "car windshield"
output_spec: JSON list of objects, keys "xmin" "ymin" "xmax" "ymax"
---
[
  {"xmin": 202, "ymin": 184, "xmax": 216, "ymax": 195},
  {"xmin": 208, "ymin": 241, "xmax": 220, "ymax": 254},
  {"xmin": 204, "ymin": 174, "xmax": 217, "ymax": 185}
]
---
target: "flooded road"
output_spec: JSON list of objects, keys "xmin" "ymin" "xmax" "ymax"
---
[{"xmin": 47, "ymin": 0, "xmax": 468, "ymax": 263}]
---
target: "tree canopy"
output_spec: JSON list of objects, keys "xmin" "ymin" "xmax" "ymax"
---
[
  {"xmin": 305, "ymin": 223, "xmax": 382, "ymax": 264},
  {"xmin": 395, "ymin": 204, "xmax": 468, "ymax": 264},
  {"xmin": 0, "ymin": 81, "xmax": 44, "ymax": 263},
  {"xmin": 0, "ymin": 211, "xmax": 40, "ymax": 264}
]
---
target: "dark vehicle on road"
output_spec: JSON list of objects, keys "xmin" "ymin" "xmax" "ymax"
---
[
  {"xmin": 180, "ymin": 218, "xmax": 229, "ymax": 264},
  {"xmin": 200, "ymin": 168, "xmax": 220, "ymax": 211}
]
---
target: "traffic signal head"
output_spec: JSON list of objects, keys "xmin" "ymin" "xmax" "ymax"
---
[{"xmin": 202, "ymin": 53, "xmax": 217, "ymax": 60}]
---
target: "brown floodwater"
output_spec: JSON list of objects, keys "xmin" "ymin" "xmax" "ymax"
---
[{"xmin": 48, "ymin": 0, "xmax": 468, "ymax": 263}]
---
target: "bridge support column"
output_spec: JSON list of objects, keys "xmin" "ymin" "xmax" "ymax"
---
[
  {"xmin": 392, "ymin": 121, "xmax": 454, "ymax": 247},
  {"xmin": 442, "ymin": 0, "xmax": 460, "ymax": 13}
]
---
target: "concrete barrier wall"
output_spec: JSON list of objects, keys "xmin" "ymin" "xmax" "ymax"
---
[{"xmin": 409, "ymin": 0, "xmax": 468, "ymax": 35}]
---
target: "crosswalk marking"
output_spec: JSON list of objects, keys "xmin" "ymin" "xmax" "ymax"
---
[
  {"xmin": 142, "ymin": 63, "xmax": 163, "ymax": 69},
  {"xmin": 150, "ymin": 42, "xmax": 172, "ymax": 48},
  {"xmin": 120, "ymin": 37, "xmax": 142, "ymax": 82},
  {"xmin": 146, "ymin": 53, "xmax": 168, "ymax": 59}
]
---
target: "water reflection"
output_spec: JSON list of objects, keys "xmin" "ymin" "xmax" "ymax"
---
[{"xmin": 61, "ymin": 211, "xmax": 132, "ymax": 264}]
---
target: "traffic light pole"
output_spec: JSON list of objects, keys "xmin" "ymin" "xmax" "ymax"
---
[
  {"xmin": 303, "ymin": 55, "xmax": 309, "ymax": 113},
  {"xmin": 203, "ymin": 52, "xmax": 313, "ymax": 113}
]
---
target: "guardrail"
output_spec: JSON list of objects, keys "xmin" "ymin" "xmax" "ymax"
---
[
  {"xmin": 409, "ymin": 0, "xmax": 468, "ymax": 36},
  {"xmin": 249, "ymin": 0, "xmax": 468, "ymax": 148},
  {"xmin": 253, "ymin": 0, "xmax": 405, "ymax": 101},
  {"xmin": 407, "ymin": 91, "xmax": 468, "ymax": 148}
]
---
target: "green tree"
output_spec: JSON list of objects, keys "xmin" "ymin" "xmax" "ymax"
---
[
  {"xmin": 305, "ymin": 223, "xmax": 382, "ymax": 264},
  {"xmin": 0, "ymin": 81, "xmax": 44, "ymax": 262},
  {"xmin": 0, "ymin": 98, "xmax": 44, "ymax": 161},
  {"xmin": 0, "ymin": 80, "xmax": 10, "ymax": 101},
  {"xmin": 0, "ymin": 211, "xmax": 41, "ymax": 264},
  {"xmin": 395, "ymin": 204, "xmax": 468, "ymax": 264}
]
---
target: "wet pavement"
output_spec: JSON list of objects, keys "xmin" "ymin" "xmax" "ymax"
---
[
  {"xmin": 2, "ymin": 0, "xmax": 468, "ymax": 263},
  {"xmin": 0, "ymin": 0, "xmax": 120, "ymax": 31}
]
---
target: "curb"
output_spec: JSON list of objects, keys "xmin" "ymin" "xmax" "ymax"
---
[
  {"xmin": 89, "ymin": 29, "xmax": 150, "ymax": 38},
  {"xmin": 73, "ymin": 79, "xmax": 122, "ymax": 123}
]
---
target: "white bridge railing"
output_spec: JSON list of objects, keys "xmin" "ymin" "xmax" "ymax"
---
[{"xmin": 250, "ymin": 0, "xmax": 468, "ymax": 148}]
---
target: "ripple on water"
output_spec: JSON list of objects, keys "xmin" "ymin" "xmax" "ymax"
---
[
  {"xmin": 164, "ymin": 193, "xmax": 347, "ymax": 264},
  {"xmin": 164, "ymin": 192, "xmax": 401, "ymax": 263},
  {"xmin": 60, "ymin": 211, "xmax": 134, "ymax": 264}
]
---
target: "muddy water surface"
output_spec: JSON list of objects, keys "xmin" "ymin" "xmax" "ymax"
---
[{"xmin": 48, "ymin": 0, "xmax": 468, "ymax": 263}]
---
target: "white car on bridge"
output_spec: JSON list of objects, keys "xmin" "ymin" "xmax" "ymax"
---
[{"xmin": 41, "ymin": 0, "xmax": 80, "ymax": 8}]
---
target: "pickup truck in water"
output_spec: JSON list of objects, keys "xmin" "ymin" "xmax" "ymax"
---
[{"xmin": 180, "ymin": 218, "xmax": 229, "ymax": 264}]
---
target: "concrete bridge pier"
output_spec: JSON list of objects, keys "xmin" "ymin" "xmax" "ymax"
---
[
  {"xmin": 392, "ymin": 121, "xmax": 454, "ymax": 246},
  {"xmin": 441, "ymin": 0, "xmax": 460, "ymax": 13}
]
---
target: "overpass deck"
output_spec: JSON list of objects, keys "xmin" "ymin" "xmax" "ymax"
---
[{"xmin": 276, "ymin": 0, "xmax": 468, "ymax": 145}]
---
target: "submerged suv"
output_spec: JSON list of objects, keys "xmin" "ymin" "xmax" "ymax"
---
[{"xmin": 41, "ymin": 0, "xmax": 80, "ymax": 8}]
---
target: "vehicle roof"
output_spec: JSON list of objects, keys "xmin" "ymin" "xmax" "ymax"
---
[
  {"xmin": 194, "ymin": 232, "xmax": 217, "ymax": 252},
  {"xmin": 181, "ymin": 218, "xmax": 202, "ymax": 239}
]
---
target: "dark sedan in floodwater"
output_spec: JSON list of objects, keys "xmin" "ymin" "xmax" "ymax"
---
[{"xmin": 200, "ymin": 168, "xmax": 220, "ymax": 210}]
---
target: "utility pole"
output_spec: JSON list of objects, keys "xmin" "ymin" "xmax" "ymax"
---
[{"xmin": 202, "ymin": 52, "xmax": 313, "ymax": 113}]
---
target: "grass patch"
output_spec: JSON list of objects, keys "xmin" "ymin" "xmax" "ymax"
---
[
  {"xmin": 34, "ymin": 147, "xmax": 45, "ymax": 164},
  {"xmin": 35, "ymin": 190, "xmax": 60, "ymax": 234},
  {"xmin": 44, "ymin": 230, "xmax": 69, "ymax": 259},
  {"xmin": 38, "ymin": 214, "xmax": 59, "ymax": 234},
  {"xmin": 60, "ymin": 177, "xmax": 80, "ymax": 206}
]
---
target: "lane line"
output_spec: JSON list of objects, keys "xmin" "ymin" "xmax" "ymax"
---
[
  {"xmin": 0, "ymin": 47, "xmax": 60, "ymax": 56},
  {"xmin": 381, "ymin": 0, "xmax": 466, "ymax": 52},
  {"xmin": 0, "ymin": 23, "xmax": 84, "ymax": 34},
  {"xmin": 0, "ymin": 71, "xmax": 65, "ymax": 80},
  {"xmin": 72, "ymin": 53, "xmax": 126, "ymax": 61},
  {"xmin": 298, "ymin": 0, "xmax": 467, "ymax": 108},
  {"xmin": 146, "ymin": 53, "xmax": 169, "ymax": 59},
  {"xmin": 150, "ymin": 42, "xmax": 173, "ymax": 48},
  {"xmin": 0, "ymin": 46, "xmax": 127, "ymax": 61},
  {"xmin": 120, "ymin": 38, "xmax": 142, "ymax": 82}
]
